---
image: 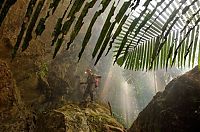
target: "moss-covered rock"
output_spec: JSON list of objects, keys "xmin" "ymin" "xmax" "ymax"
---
[{"xmin": 35, "ymin": 102, "xmax": 125, "ymax": 132}]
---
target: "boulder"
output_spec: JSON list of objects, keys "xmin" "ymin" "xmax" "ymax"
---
[{"xmin": 129, "ymin": 66, "xmax": 200, "ymax": 132}]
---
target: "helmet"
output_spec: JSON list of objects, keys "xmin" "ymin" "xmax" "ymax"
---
[{"xmin": 85, "ymin": 69, "xmax": 92, "ymax": 74}]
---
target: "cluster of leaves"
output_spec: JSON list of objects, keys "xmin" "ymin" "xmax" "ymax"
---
[
  {"xmin": 9, "ymin": 0, "xmax": 200, "ymax": 71},
  {"xmin": 52, "ymin": 0, "xmax": 86, "ymax": 58},
  {"xmin": 115, "ymin": 0, "xmax": 200, "ymax": 70},
  {"xmin": 35, "ymin": 0, "xmax": 62, "ymax": 36},
  {"xmin": 12, "ymin": 0, "xmax": 46, "ymax": 58}
]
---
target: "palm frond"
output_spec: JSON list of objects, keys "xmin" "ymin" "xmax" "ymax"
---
[
  {"xmin": 78, "ymin": 0, "xmax": 112, "ymax": 60},
  {"xmin": 114, "ymin": 0, "xmax": 200, "ymax": 70},
  {"xmin": 10, "ymin": 0, "xmax": 200, "ymax": 71}
]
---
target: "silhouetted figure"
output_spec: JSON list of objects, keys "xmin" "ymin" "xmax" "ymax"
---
[{"xmin": 82, "ymin": 69, "xmax": 101, "ymax": 102}]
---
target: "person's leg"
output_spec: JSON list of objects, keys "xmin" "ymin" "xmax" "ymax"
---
[
  {"xmin": 83, "ymin": 87, "xmax": 89, "ymax": 101},
  {"xmin": 89, "ymin": 90, "xmax": 94, "ymax": 101}
]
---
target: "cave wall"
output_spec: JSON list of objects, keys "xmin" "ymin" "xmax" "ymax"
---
[
  {"xmin": 0, "ymin": 60, "xmax": 36, "ymax": 131},
  {"xmin": 0, "ymin": 0, "xmax": 112, "ymax": 109}
]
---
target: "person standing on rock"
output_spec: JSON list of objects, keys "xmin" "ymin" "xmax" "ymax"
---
[{"xmin": 82, "ymin": 69, "xmax": 101, "ymax": 102}]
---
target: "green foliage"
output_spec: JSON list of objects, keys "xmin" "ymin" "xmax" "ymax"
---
[
  {"xmin": 37, "ymin": 63, "xmax": 48, "ymax": 78},
  {"xmin": 51, "ymin": 0, "xmax": 85, "ymax": 54},
  {"xmin": 114, "ymin": 0, "xmax": 152, "ymax": 64},
  {"xmin": 106, "ymin": 0, "xmax": 132, "ymax": 55},
  {"xmin": 35, "ymin": 0, "xmax": 62, "ymax": 36},
  {"xmin": 51, "ymin": 0, "xmax": 73, "ymax": 46},
  {"xmin": 78, "ymin": 0, "xmax": 112, "ymax": 60},
  {"xmin": 11, "ymin": 0, "xmax": 200, "ymax": 71},
  {"xmin": 93, "ymin": 1, "xmax": 118, "ymax": 58},
  {"xmin": 114, "ymin": 0, "xmax": 200, "ymax": 70},
  {"xmin": 67, "ymin": 0, "xmax": 98, "ymax": 48},
  {"xmin": 35, "ymin": 18, "xmax": 46, "ymax": 36},
  {"xmin": 53, "ymin": 37, "xmax": 64, "ymax": 58}
]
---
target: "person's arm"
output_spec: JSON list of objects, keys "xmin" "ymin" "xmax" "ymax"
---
[
  {"xmin": 80, "ymin": 82, "xmax": 87, "ymax": 84},
  {"xmin": 94, "ymin": 74, "xmax": 101, "ymax": 78}
]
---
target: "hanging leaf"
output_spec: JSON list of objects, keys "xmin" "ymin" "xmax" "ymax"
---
[
  {"xmin": 165, "ymin": 31, "xmax": 175, "ymax": 68},
  {"xmin": 192, "ymin": 26, "xmax": 199, "ymax": 67},
  {"xmin": 35, "ymin": 0, "xmax": 63, "ymax": 36},
  {"xmin": 53, "ymin": 37, "xmax": 64, "ymax": 58},
  {"xmin": 181, "ymin": 7, "xmax": 200, "ymax": 33},
  {"xmin": 92, "ymin": 1, "xmax": 119, "ymax": 59},
  {"xmin": 134, "ymin": 0, "xmax": 165, "ymax": 41},
  {"xmin": 141, "ymin": 42, "xmax": 147, "ymax": 70},
  {"xmin": 172, "ymin": 17, "xmax": 200, "ymax": 66},
  {"xmin": 148, "ymin": 0, "xmax": 197, "ymax": 66},
  {"xmin": 145, "ymin": 40, "xmax": 150, "ymax": 70},
  {"xmin": 12, "ymin": 0, "xmax": 37, "ymax": 58},
  {"xmin": 183, "ymin": 29, "xmax": 192, "ymax": 66},
  {"xmin": 105, "ymin": 1, "xmax": 132, "ymax": 56},
  {"xmin": 114, "ymin": 0, "xmax": 152, "ymax": 64},
  {"xmin": 61, "ymin": 0, "xmax": 85, "ymax": 36},
  {"xmin": 35, "ymin": 17, "xmax": 46, "ymax": 36},
  {"xmin": 106, "ymin": 0, "xmax": 139, "ymax": 56},
  {"xmin": 106, "ymin": 15, "xmax": 129, "ymax": 55},
  {"xmin": 50, "ymin": 0, "xmax": 61, "ymax": 15},
  {"xmin": 51, "ymin": 18, "xmax": 63, "ymax": 46},
  {"xmin": 0, "ymin": 0, "xmax": 17, "ymax": 26},
  {"xmin": 155, "ymin": 17, "xmax": 180, "ymax": 59},
  {"xmin": 22, "ymin": 0, "xmax": 46, "ymax": 51},
  {"xmin": 94, "ymin": 24, "xmax": 116, "ymax": 65},
  {"xmin": 78, "ymin": 0, "xmax": 112, "ymax": 60},
  {"xmin": 67, "ymin": 0, "xmax": 98, "ymax": 48},
  {"xmin": 124, "ymin": 52, "xmax": 131, "ymax": 69},
  {"xmin": 51, "ymin": 0, "xmax": 73, "ymax": 46},
  {"xmin": 150, "ymin": 36, "xmax": 160, "ymax": 69}
]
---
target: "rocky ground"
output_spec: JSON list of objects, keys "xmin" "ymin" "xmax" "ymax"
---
[{"xmin": 35, "ymin": 102, "xmax": 125, "ymax": 132}]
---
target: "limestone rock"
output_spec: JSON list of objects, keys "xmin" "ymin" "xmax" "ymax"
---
[
  {"xmin": 0, "ymin": 60, "xmax": 14, "ymax": 111},
  {"xmin": 129, "ymin": 66, "xmax": 200, "ymax": 132},
  {"xmin": 0, "ymin": 60, "xmax": 36, "ymax": 132}
]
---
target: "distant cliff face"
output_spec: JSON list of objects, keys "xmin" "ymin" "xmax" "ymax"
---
[{"xmin": 129, "ymin": 66, "xmax": 200, "ymax": 132}]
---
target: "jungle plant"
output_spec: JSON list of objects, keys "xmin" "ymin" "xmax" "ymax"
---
[
  {"xmin": 9, "ymin": 0, "xmax": 200, "ymax": 71},
  {"xmin": 37, "ymin": 62, "xmax": 48, "ymax": 78}
]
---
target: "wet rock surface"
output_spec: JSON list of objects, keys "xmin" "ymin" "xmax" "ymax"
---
[
  {"xmin": 129, "ymin": 66, "xmax": 200, "ymax": 132},
  {"xmin": 35, "ymin": 102, "xmax": 125, "ymax": 132}
]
